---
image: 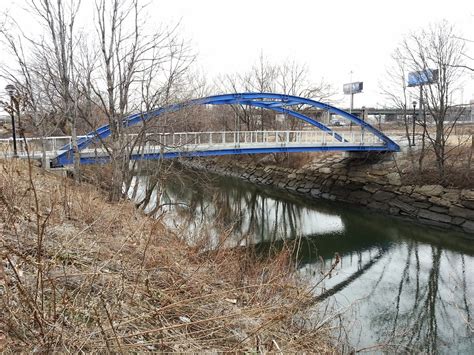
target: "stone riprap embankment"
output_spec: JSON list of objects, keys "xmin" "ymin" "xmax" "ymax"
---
[{"xmin": 183, "ymin": 156, "xmax": 474, "ymax": 236}]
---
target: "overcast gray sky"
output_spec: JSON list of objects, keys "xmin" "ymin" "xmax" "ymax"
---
[
  {"xmin": 2, "ymin": 0, "xmax": 474, "ymax": 109},
  {"xmin": 153, "ymin": 0, "xmax": 474, "ymax": 107}
]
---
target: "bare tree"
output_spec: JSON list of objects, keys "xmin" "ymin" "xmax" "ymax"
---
[
  {"xmin": 1, "ymin": 1, "xmax": 83, "ymax": 177},
  {"xmin": 30, "ymin": 0, "xmax": 82, "ymax": 178},
  {"xmin": 276, "ymin": 59, "xmax": 334, "ymax": 131},
  {"xmin": 384, "ymin": 21, "xmax": 472, "ymax": 182},
  {"xmin": 83, "ymin": 0, "xmax": 194, "ymax": 201},
  {"xmin": 216, "ymin": 53, "xmax": 334, "ymax": 132},
  {"xmin": 399, "ymin": 21, "xmax": 466, "ymax": 179},
  {"xmin": 0, "ymin": 27, "xmax": 50, "ymax": 166}
]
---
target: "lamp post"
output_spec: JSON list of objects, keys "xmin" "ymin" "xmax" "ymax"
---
[
  {"xmin": 5, "ymin": 84, "xmax": 18, "ymax": 157},
  {"xmin": 412, "ymin": 101, "xmax": 417, "ymax": 146}
]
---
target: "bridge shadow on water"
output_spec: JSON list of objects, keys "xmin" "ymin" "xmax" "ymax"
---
[{"xmin": 130, "ymin": 167, "xmax": 474, "ymax": 353}]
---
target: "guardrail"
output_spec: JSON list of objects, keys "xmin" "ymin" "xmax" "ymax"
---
[
  {"xmin": 0, "ymin": 130, "xmax": 384, "ymax": 159},
  {"xmin": 126, "ymin": 130, "xmax": 382, "ymax": 147}
]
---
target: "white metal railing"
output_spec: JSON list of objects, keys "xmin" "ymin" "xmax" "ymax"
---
[
  {"xmin": 125, "ymin": 130, "xmax": 383, "ymax": 147},
  {"xmin": 0, "ymin": 130, "xmax": 385, "ymax": 159},
  {"xmin": 0, "ymin": 135, "xmax": 91, "ymax": 159}
]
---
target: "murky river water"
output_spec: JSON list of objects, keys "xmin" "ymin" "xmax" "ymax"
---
[{"xmin": 131, "ymin": 169, "xmax": 474, "ymax": 353}]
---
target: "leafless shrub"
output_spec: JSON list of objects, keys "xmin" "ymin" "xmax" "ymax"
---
[{"xmin": 0, "ymin": 159, "xmax": 335, "ymax": 352}]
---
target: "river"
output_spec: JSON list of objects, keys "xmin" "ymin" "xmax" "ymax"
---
[{"xmin": 130, "ymin": 167, "xmax": 474, "ymax": 353}]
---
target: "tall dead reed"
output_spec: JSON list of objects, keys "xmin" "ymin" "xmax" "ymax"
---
[{"xmin": 0, "ymin": 159, "xmax": 335, "ymax": 353}]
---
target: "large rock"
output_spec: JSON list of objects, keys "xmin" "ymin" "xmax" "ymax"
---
[
  {"xmin": 462, "ymin": 220, "xmax": 474, "ymax": 233},
  {"xmin": 449, "ymin": 206, "xmax": 474, "ymax": 221},
  {"xmin": 398, "ymin": 185, "xmax": 414, "ymax": 194},
  {"xmin": 363, "ymin": 183, "xmax": 382, "ymax": 193},
  {"xmin": 331, "ymin": 186, "xmax": 350, "ymax": 199},
  {"xmin": 411, "ymin": 192, "xmax": 428, "ymax": 201},
  {"xmin": 321, "ymin": 193, "xmax": 336, "ymax": 201},
  {"xmin": 372, "ymin": 190, "xmax": 396, "ymax": 202},
  {"xmin": 386, "ymin": 172, "xmax": 402, "ymax": 186},
  {"xmin": 303, "ymin": 181, "xmax": 314, "ymax": 189},
  {"xmin": 397, "ymin": 195, "xmax": 415, "ymax": 203},
  {"xmin": 413, "ymin": 185, "xmax": 444, "ymax": 197},
  {"xmin": 461, "ymin": 200, "xmax": 474, "ymax": 210},
  {"xmin": 417, "ymin": 209, "xmax": 452, "ymax": 224},
  {"xmin": 428, "ymin": 196, "xmax": 452, "ymax": 208},
  {"xmin": 369, "ymin": 169, "xmax": 388, "ymax": 176},
  {"xmin": 348, "ymin": 190, "xmax": 372, "ymax": 202},
  {"xmin": 451, "ymin": 217, "xmax": 466, "ymax": 226},
  {"xmin": 368, "ymin": 201, "xmax": 390, "ymax": 211},
  {"xmin": 429, "ymin": 205, "xmax": 449, "ymax": 214},
  {"xmin": 389, "ymin": 207, "xmax": 400, "ymax": 215},
  {"xmin": 418, "ymin": 218, "xmax": 452, "ymax": 229},
  {"xmin": 413, "ymin": 201, "xmax": 432, "ymax": 209},
  {"xmin": 461, "ymin": 189, "xmax": 474, "ymax": 201},
  {"xmin": 442, "ymin": 190, "xmax": 460, "ymax": 203},
  {"xmin": 389, "ymin": 199, "xmax": 417, "ymax": 214}
]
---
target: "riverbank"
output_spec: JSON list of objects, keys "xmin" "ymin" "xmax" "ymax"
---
[
  {"xmin": 0, "ymin": 159, "xmax": 334, "ymax": 353},
  {"xmin": 182, "ymin": 154, "xmax": 474, "ymax": 237}
]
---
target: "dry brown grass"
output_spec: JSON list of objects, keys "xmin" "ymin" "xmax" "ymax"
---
[
  {"xmin": 0, "ymin": 159, "xmax": 335, "ymax": 353},
  {"xmin": 396, "ymin": 144, "xmax": 474, "ymax": 188}
]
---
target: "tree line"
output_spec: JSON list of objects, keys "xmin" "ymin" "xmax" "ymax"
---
[{"xmin": 1, "ymin": 1, "xmax": 473, "ymax": 201}]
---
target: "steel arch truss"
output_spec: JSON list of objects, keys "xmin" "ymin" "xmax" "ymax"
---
[{"xmin": 54, "ymin": 93, "xmax": 399, "ymax": 166}]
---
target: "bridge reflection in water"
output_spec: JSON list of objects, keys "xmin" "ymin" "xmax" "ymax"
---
[{"xmin": 130, "ymin": 169, "xmax": 474, "ymax": 353}]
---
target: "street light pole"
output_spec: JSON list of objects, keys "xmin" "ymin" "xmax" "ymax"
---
[
  {"xmin": 5, "ymin": 84, "xmax": 18, "ymax": 157},
  {"xmin": 412, "ymin": 101, "xmax": 417, "ymax": 146}
]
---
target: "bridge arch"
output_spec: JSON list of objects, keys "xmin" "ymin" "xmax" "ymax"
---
[{"xmin": 54, "ymin": 93, "xmax": 399, "ymax": 165}]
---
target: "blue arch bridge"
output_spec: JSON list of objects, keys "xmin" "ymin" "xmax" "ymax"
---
[{"xmin": 0, "ymin": 93, "xmax": 400, "ymax": 167}]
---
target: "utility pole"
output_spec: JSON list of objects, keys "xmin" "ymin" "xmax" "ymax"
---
[
  {"xmin": 412, "ymin": 101, "xmax": 417, "ymax": 146},
  {"xmin": 343, "ymin": 72, "xmax": 363, "ymax": 133},
  {"xmin": 5, "ymin": 84, "xmax": 18, "ymax": 157},
  {"xmin": 470, "ymin": 99, "xmax": 474, "ymax": 123},
  {"xmin": 349, "ymin": 70, "xmax": 354, "ymax": 115}
]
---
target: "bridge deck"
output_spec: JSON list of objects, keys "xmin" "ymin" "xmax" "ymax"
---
[{"xmin": 0, "ymin": 130, "xmax": 389, "ymax": 164}]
